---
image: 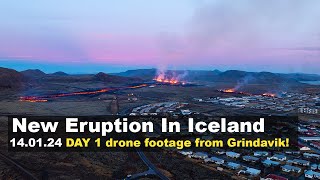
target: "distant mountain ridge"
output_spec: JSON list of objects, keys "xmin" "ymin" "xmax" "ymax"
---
[
  {"xmin": 280, "ymin": 73, "xmax": 320, "ymax": 81},
  {"xmin": 18, "ymin": 68, "xmax": 320, "ymax": 84},
  {"xmin": 1, "ymin": 67, "xmax": 319, "ymax": 91},
  {"xmin": 0, "ymin": 67, "xmax": 144, "ymax": 90},
  {"xmin": 112, "ymin": 69, "xmax": 319, "ymax": 84},
  {"xmin": 112, "ymin": 69, "xmax": 222, "ymax": 81}
]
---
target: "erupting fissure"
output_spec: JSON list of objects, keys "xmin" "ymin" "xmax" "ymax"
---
[
  {"xmin": 262, "ymin": 93, "xmax": 277, "ymax": 97},
  {"xmin": 220, "ymin": 89, "xmax": 277, "ymax": 97},
  {"xmin": 20, "ymin": 84, "xmax": 148, "ymax": 102},
  {"xmin": 154, "ymin": 77, "xmax": 179, "ymax": 84},
  {"xmin": 153, "ymin": 72, "xmax": 185, "ymax": 85},
  {"xmin": 222, "ymin": 88, "xmax": 236, "ymax": 93}
]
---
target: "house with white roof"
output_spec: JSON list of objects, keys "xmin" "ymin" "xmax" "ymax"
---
[
  {"xmin": 244, "ymin": 168, "xmax": 261, "ymax": 176},
  {"xmin": 226, "ymin": 151, "xmax": 240, "ymax": 158},
  {"xmin": 268, "ymin": 154, "xmax": 286, "ymax": 161},
  {"xmin": 242, "ymin": 156, "xmax": 259, "ymax": 163},
  {"xmin": 189, "ymin": 152, "xmax": 208, "ymax": 159},
  {"xmin": 311, "ymin": 164, "xmax": 318, "ymax": 170},
  {"xmin": 281, "ymin": 165, "xmax": 301, "ymax": 173},
  {"xmin": 204, "ymin": 157, "xmax": 224, "ymax": 165},
  {"xmin": 253, "ymin": 151, "xmax": 268, "ymax": 157},
  {"xmin": 299, "ymin": 136, "xmax": 320, "ymax": 142},
  {"xmin": 305, "ymin": 170, "xmax": 320, "ymax": 179},
  {"xmin": 262, "ymin": 159, "xmax": 280, "ymax": 167},
  {"xmin": 303, "ymin": 152, "xmax": 320, "ymax": 159},
  {"xmin": 226, "ymin": 162, "xmax": 241, "ymax": 170},
  {"xmin": 292, "ymin": 159, "xmax": 310, "ymax": 166},
  {"xmin": 178, "ymin": 151, "xmax": 193, "ymax": 156}
]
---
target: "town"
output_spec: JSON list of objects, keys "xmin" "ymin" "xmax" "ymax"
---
[
  {"xmin": 124, "ymin": 89, "xmax": 320, "ymax": 179},
  {"xmin": 194, "ymin": 91, "xmax": 319, "ymax": 113}
]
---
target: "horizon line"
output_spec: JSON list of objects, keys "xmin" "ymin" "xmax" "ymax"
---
[{"xmin": 1, "ymin": 65, "xmax": 319, "ymax": 76}]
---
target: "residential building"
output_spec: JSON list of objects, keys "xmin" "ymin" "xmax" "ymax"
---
[
  {"xmin": 311, "ymin": 164, "xmax": 318, "ymax": 170},
  {"xmin": 262, "ymin": 159, "xmax": 280, "ymax": 167},
  {"xmin": 303, "ymin": 152, "xmax": 320, "ymax": 159},
  {"xmin": 242, "ymin": 156, "xmax": 259, "ymax": 163},
  {"xmin": 292, "ymin": 159, "xmax": 310, "ymax": 166},
  {"xmin": 244, "ymin": 168, "xmax": 261, "ymax": 176},
  {"xmin": 264, "ymin": 174, "xmax": 288, "ymax": 180},
  {"xmin": 281, "ymin": 165, "xmax": 301, "ymax": 173},
  {"xmin": 254, "ymin": 151, "xmax": 268, "ymax": 157},
  {"xmin": 268, "ymin": 154, "xmax": 286, "ymax": 161},
  {"xmin": 189, "ymin": 152, "xmax": 208, "ymax": 159},
  {"xmin": 226, "ymin": 151, "xmax": 240, "ymax": 158},
  {"xmin": 311, "ymin": 141, "xmax": 320, "ymax": 149},
  {"xmin": 226, "ymin": 162, "xmax": 241, "ymax": 170},
  {"xmin": 204, "ymin": 157, "xmax": 224, "ymax": 165},
  {"xmin": 299, "ymin": 136, "xmax": 320, "ymax": 142},
  {"xmin": 305, "ymin": 170, "xmax": 320, "ymax": 179},
  {"xmin": 178, "ymin": 151, "xmax": 192, "ymax": 156}
]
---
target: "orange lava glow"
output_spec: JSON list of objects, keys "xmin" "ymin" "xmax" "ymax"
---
[
  {"xmin": 223, "ymin": 88, "xmax": 236, "ymax": 93},
  {"xmin": 19, "ymin": 84, "xmax": 148, "ymax": 102},
  {"xmin": 262, "ymin": 93, "xmax": 276, "ymax": 97},
  {"xmin": 154, "ymin": 77, "xmax": 179, "ymax": 84},
  {"xmin": 19, "ymin": 97, "xmax": 48, "ymax": 103},
  {"xmin": 153, "ymin": 73, "xmax": 185, "ymax": 85},
  {"xmin": 128, "ymin": 84, "xmax": 148, "ymax": 89}
]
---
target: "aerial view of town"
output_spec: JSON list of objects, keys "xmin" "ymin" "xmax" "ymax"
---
[
  {"xmin": 0, "ymin": 67, "xmax": 319, "ymax": 179},
  {"xmin": 0, "ymin": 0, "xmax": 320, "ymax": 179}
]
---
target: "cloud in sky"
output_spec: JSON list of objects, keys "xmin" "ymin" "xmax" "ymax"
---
[{"xmin": 0, "ymin": 0, "xmax": 319, "ymax": 73}]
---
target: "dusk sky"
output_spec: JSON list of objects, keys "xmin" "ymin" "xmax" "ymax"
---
[{"xmin": 0, "ymin": 0, "xmax": 320, "ymax": 73}]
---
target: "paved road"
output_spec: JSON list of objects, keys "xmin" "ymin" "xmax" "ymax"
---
[
  {"xmin": 121, "ymin": 104, "xmax": 169, "ymax": 180},
  {"xmin": 135, "ymin": 149, "xmax": 169, "ymax": 180},
  {"xmin": 125, "ymin": 149, "xmax": 169, "ymax": 180},
  {"xmin": 125, "ymin": 132, "xmax": 169, "ymax": 180},
  {"xmin": 126, "ymin": 168, "xmax": 156, "ymax": 179}
]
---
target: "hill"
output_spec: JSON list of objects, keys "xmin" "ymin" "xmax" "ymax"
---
[
  {"xmin": 112, "ymin": 69, "xmax": 157, "ymax": 80},
  {"xmin": 35, "ymin": 72, "xmax": 140, "ymax": 84},
  {"xmin": 280, "ymin": 73, "xmax": 320, "ymax": 81},
  {"xmin": 0, "ymin": 67, "xmax": 25, "ymax": 89},
  {"xmin": 94, "ymin": 72, "xmax": 141, "ymax": 83},
  {"xmin": 21, "ymin": 69, "xmax": 46, "ymax": 78},
  {"xmin": 51, "ymin": 71, "xmax": 69, "ymax": 76},
  {"xmin": 215, "ymin": 70, "xmax": 299, "ymax": 84}
]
